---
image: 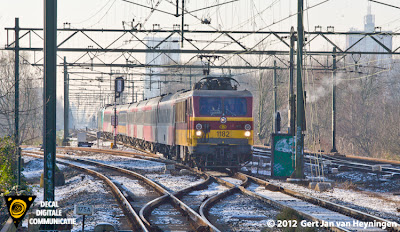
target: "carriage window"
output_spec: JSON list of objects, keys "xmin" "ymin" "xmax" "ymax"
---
[
  {"xmin": 199, "ymin": 97, "xmax": 222, "ymax": 116},
  {"xmin": 120, "ymin": 113, "xmax": 127, "ymax": 124},
  {"xmin": 224, "ymin": 98, "xmax": 247, "ymax": 116},
  {"xmin": 188, "ymin": 98, "xmax": 193, "ymax": 116}
]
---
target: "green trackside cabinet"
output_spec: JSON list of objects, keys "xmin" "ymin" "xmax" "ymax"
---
[{"xmin": 271, "ymin": 134, "xmax": 295, "ymax": 177}]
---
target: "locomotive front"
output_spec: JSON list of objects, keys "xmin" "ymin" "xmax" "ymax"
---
[{"xmin": 188, "ymin": 77, "xmax": 253, "ymax": 169}]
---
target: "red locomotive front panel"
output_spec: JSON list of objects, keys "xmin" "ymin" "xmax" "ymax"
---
[
  {"xmin": 191, "ymin": 95, "xmax": 253, "ymax": 146},
  {"xmin": 186, "ymin": 91, "xmax": 253, "ymax": 168}
]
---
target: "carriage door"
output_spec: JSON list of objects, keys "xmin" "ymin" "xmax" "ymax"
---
[
  {"xmin": 187, "ymin": 98, "xmax": 192, "ymax": 146},
  {"xmin": 175, "ymin": 101, "xmax": 186, "ymax": 145}
]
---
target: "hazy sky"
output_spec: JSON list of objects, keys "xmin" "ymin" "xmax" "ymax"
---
[
  {"xmin": 1, "ymin": 0, "xmax": 400, "ymax": 105},
  {"xmin": 2, "ymin": 0, "xmax": 400, "ymax": 36},
  {"xmin": 2, "ymin": 0, "xmax": 400, "ymax": 61},
  {"xmin": 2, "ymin": 0, "xmax": 400, "ymax": 59}
]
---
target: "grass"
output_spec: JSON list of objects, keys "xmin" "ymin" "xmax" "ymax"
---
[{"xmin": 339, "ymin": 180, "xmax": 359, "ymax": 191}]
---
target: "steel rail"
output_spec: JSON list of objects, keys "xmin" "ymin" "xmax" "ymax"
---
[
  {"xmin": 22, "ymin": 152, "xmax": 149, "ymax": 232},
  {"xmin": 198, "ymin": 173, "xmax": 245, "ymax": 232},
  {"xmin": 139, "ymin": 171, "xmax": 218, "ymax": 231},
  {"xmin": 60, "ymin": 138, "xmax": 399, "ymax": 231},
  {"xmin": 24, "ymin": 150, "xmax": 217, "ymax": 231},
  {"xmin": 252, "ymin": 146, "xmax": 400, "ymax": 175},
  {"xmin": 237, "ymin": 172, "xmax": 400, "ymax": 232},
  {"xmin": 197, "ymin": 173, "xmax": 354, "ymax": 232},
  {"xmin": 253, "ymin": 145, "xmax": 400, "ymax": 166}
]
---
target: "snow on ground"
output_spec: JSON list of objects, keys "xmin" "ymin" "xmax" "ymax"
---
[
  {"xmin": 23, "ymin": 174, "xmax": 128, "ymax": 231},
  {"xmin": 180, "ymin": 182, "xmax": 228, "ymax": 212},
  {"xmin": 67, "ymin": 152, "xmax": 165, "ymax": 172},
  {"xmin": 150, "ymin": 204, "xmax": 184, "ymax": 225},
  {"xmin": 29, "ymin": 175, "xmax": 107, "ymax": 202},
  {"xmin": 23, "ymin": 156, "xmax": 67, "ymax": 179},
  {"xmin": 331, "ymin": 170, "xmax": 400, "ymax": 193},
  {"xmin": 209, "ymin": 193, "xmax": 279, "ymax": 232},
  {"xmin": 76, "ymin": 136, "xmax": 149, "ymax": 155},
  {"xmin": 266, "ymin": 178, "xmax": 400, "ymax": 223},
  {"xmin": 188, "ymin": 182, "xmax": 228, "ymax": 197},
  {"xmin": 109, "ymin": 175, "xmax": 149, "ymax": 196},
  {"xmin": 220, "ymin": 177, "xmax": 243, "ymax": 186},
  {"xmin": 145, "ymin": 173, "xmax": 203, "ymax": 192},
  {"xmin": 22, "ymin": 147, "xmax": 41, "ymax": 151},
  {"xmin": 151, "ymin": 215, "xmax": 183, "ymax": 225},
  {"xmin": 21, "ymin": 155, "xmax": 130, "ymax": 231}
]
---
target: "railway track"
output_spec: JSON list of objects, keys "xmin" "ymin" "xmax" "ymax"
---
[
  {"xmin": 73, "ymin": 146, "xmax": 397, "ymax": 231},
  {"xmin": 22, "ymin": 150, "xmax": 216, "ymax": 232},
  {"xmin": 38, "ymin": 141, "xmax": 399, "ymax": 231},
  {"xmin": 198, "ymin": 171, "xmax": 399, "ymax": 232},
  {"xmin": 252, "ymin": 146, "xmax": 400, "ymax": 176},
  {"xmin": 22, "ymin": 152, "xmax": 148, "ymax": 232}
]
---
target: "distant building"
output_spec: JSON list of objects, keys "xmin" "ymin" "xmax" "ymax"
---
[
  {"xmin": 144, "ymin": 37, "xmax": 180, "ymax": 99},
  {"xmin": 346, "ymin": 5, "xmax": 392, "ymax": 67}
]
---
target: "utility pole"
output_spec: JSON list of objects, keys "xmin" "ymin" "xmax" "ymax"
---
[
  {"xmin": 289, "ymin": 26, "xmax": 296, "ymax": 136},
  {"xmin": 159, "ymin": 80, "xmax": 161, "ymax": 96},
  {"xmin": 113, "ymin": 77, "xmax": 124, "ymax": 148},
  {"xmin": 293, "ymin": 0, "xmax": 305, "ymax": 179},
  {"xmin": 331, "ymin": 47, "xmax": 338, "ymax": 153},
  {"xmin": 181, "ymin": 0, "xmax": 185, "ymax": 47},
  {"xmin": 189, "ymin": 68, "xmax": 192, "ymax": 89},
  {"xmin": 63, "ymin": 57, "xmax": 69, "ymax": 146},
  {"xmin": 175, "ymin": 0, "xmax": 179, "ymax": 17},
  {"xmin": 113, "ymin": 89, "xmax": 117, "ymax": 149},
  {"xmin": 132, "ymin": 81, "xmax": 135, "ymax": 102},
  {"xmin": 14, "ymin": 18, "xmax": 21, "ymax": 186},
  {"xmin": 43, "ymin": 0, "xmax": 57, "ymax": 230},
  {"xmin": 273, "ymin": 60, "xmax": 277, "ymax": 133}
]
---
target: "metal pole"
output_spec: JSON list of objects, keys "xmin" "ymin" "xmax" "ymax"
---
[
  {"xmin": 14, "ymin": 18, "xmax": 21, "ymax": 186},
  {"xmin": 273, "ymin": 60, "xmax": 277, "ymax": 133},
  {"xmin": 189, "ymin": 68, "xmax": 192, "ymax": 89},
  {"xmin": 113, "ymin": 80, "xmax": 117, "ymax": 149},
  {"xmin": 43, "ymin": 1, "xmax": 57, "ymax": 229},
  {"xmin": 331, "ymin": 47, "xmax": 338, "ymax": 153},
  {"xmin": 132, "ymin": 81, "xmax": 135, "ymax": 102},
  {"xmin": 293, "ymin": 0, "xmax": 305, "ymax": 179},
  {"xmin": 63, "ymin": 57, "xmax": 69, "ymax": 146},
  {"xmin": 289, "ymin": 26, "xmax": 296, "ymax": 136},
  {"xmin": 176, "ymin": 0, "xmax": 179, "ymax": 17},
  {"xmin": 82, "ymin": 215, "xmax": 85, "ymax": 232},
  {"xmin": 181, "ymin": 0, "xmax": 184, "ymax": 47}
]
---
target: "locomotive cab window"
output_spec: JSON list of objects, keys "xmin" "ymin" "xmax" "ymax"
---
[
  {"xmin": 199, "ymin": 97, "xmax": 222, "ymax": 116},
  {"xmin": 224, "ymin": 98, "xmax": 247, "ymax": 116}
]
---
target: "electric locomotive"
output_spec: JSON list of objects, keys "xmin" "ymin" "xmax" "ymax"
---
[{"xmin": 98, "ymin": 76, "xmax": 253, "ymax": 169}]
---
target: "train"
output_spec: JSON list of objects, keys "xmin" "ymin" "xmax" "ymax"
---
[{"xmin": 97, "ymin": 76, "xmax": 253, "ymax": 170}]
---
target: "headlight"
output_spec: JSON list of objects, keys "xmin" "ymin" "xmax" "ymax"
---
[
  {"xmin": 245, "ymin": 124, "xmax": 251, "ymax": 130},
  {"xmin": 196, "ymin": 130, "xmax": 202, "ymax": 137},
  {"xmin": 244, "ymin": 131, "xmax": 251, "ymax": 137},
  {"xmin": 196, "ymin": 123, "xmax": 202, "ymax": 130},
  {"xmin": 220, "ymin": 117, "xmax": 227, "ymax": 124}
]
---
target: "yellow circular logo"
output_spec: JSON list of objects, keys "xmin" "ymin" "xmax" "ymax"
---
[
  {"xmin": 219, "ymin": 124, "xmax": 227, "ymax": 130},
  {"xmin": 9, "ymin": 199, "xmax": 27, "ymax": 219}
]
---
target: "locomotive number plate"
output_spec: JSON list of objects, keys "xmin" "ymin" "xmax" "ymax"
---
[{"xmin": 217, "ymin": 131, "xmax": 230, "ymax": 138}]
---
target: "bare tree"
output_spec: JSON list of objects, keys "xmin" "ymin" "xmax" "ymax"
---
[{"xmin": 0, "ymin": 51, "xmax": 42, "ymax": 144}]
